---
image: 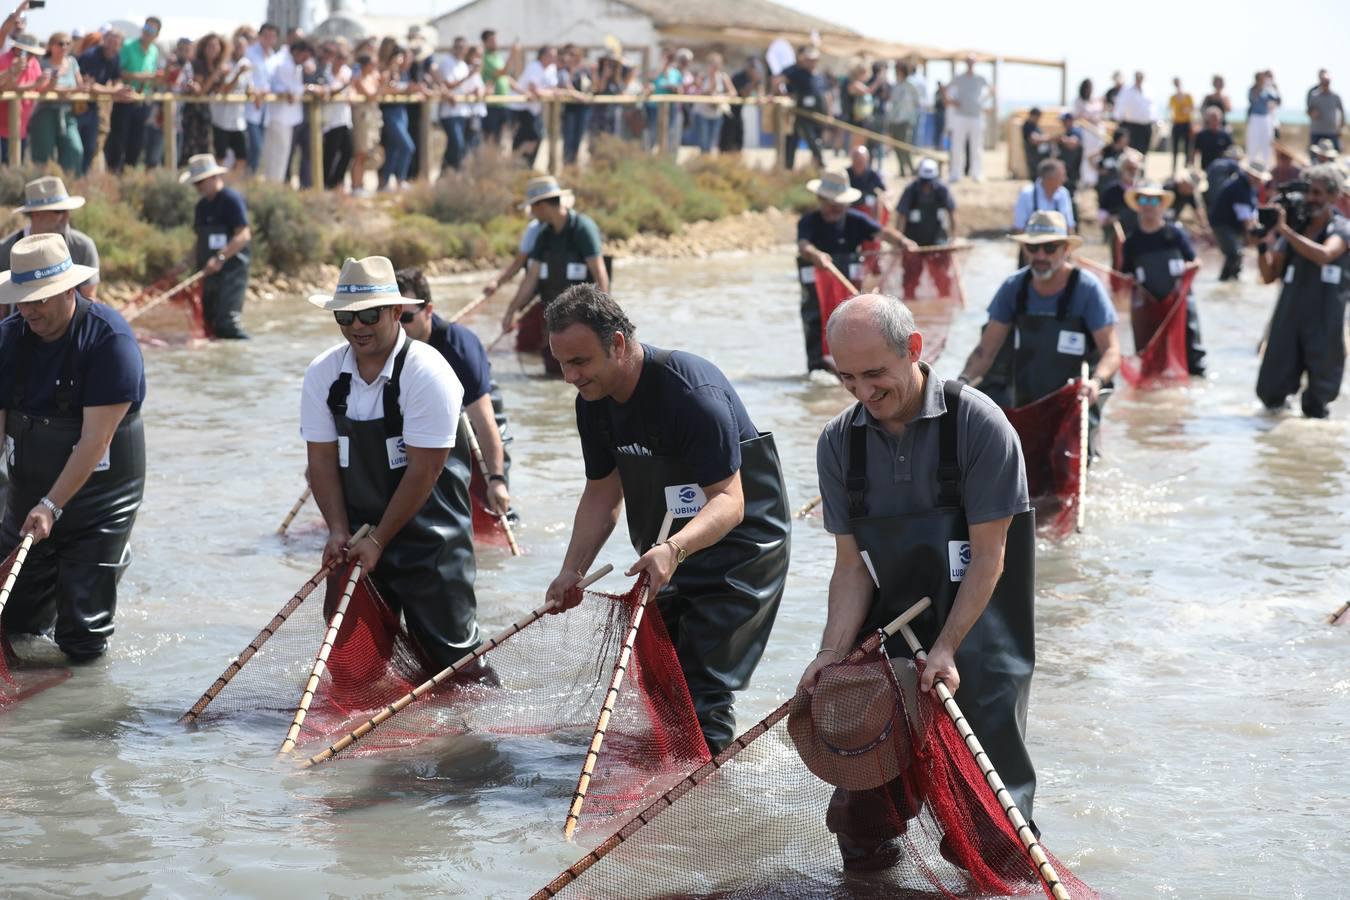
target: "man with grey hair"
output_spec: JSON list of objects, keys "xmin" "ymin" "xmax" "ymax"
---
[
  {"xmin": 1255, "ymin": 163, "xmax": 1350, "ymax": 417},
  {"xmin": 801, "ymin": 292, "xmax": 1039, "ymax": 868}
]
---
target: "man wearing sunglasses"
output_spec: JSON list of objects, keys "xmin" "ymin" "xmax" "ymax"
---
[
  {"xmin": 1255, "ymin": 164, "xmax": 1350, "ymax": 418},
  {"xmin": 1121, "ymin": 184, "xmax": 1206, "ymax": 376},
  {"xmin": 301, "ymin": 256, "xmax": 483, "ymax": 671},
  {"xmin": 957, "ymin": 211, "xmax": 1120, "ymax": 452},
  {"xmin": 395, "ymin": 266, "xmax": 512, "ymax": 519}
]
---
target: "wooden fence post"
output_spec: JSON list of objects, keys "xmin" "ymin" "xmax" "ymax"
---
[
  {"xmin": 547, "ymin": 98, "xmax": 562, "ymax": 174},
  {"xmin": 775, "ymin": 101, "xmax": 790, "ymax": 171},
  {"xmin": 655, "ymin": 97, "xmax": 669, "ymax": 157},
  {"xmin": 418, "ymin": 95, "xmax": 434, "ymax": 182},
  {"xmin": 162, "ymin": 97, "xmax": 177, "ymax": 171},
  {"xmin": 309, "ymin": 96, "xmax": 325, "ymax": 191},
  {"xmin": 7, "ymin": 98, "xmax": 21, "ymax": 165}
]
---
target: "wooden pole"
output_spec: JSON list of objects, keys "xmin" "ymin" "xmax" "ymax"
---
[
  {"xmin": 655, "ymin": 97, "xmax": 669, "ymax": 158},
  {"xmin": 794, "ymin": 494, "xmax": 823, "ymax": 519},
  {"xmin": 0, "ymin": 534, "xmax": 35, "ymax": 619},
  {"xmin": 775, "ymin": 101, "xmax": 789, "ymax": 171},
  {"xmin": 279, "ymin": 557, "xmax": 366, "ymax": 757},
  {"xmin": 488, "ymin": 295, "xmax": 541, "ymax": 351},
  {"xmin": 1059, "ymin": 61, "xmax": 1068, "ymax": 107},
  {"xmin": 179, "ymin": 525, "xmax": 371, "ymax": 724},
  {"xmin": 460, "ymin": 411, "xmax": 521, "ymax": 556},
  {"xmin": 534, "ymin": 597, "xmax": 935, "ymax": 898},
  {"xmin": 162, "ymin": 98, "xmax": 177, "ymax": 171},
  {"xmin": 896, "ymin": 620, "xmax": 1072, "ymax": 900},
  {"xmin": 308, "ymin": 97, "xmax": 325, "ymax": 192},
  {"xmin": 418, "ymin": 96, "xmax": 434, "ymax": 183},
  {"xmin": 7, "ymin": 98, "xmax": 20, "ymax": 165},
  {"xmin": 276, "ymin": 485, "xmax": 312, "ymax": 536},
  {"xmin": 794, "ymin": 108, "xmax": 947, "ymax": 165},
  {"xmin": 123, "ymin": 270, "xmax": 208, "ymax": 325},
  {"xmin": 446, "ymin": 293, "xmax": 489, "ymax": 324},
  {"xmin": 818, "ymin": 257, "xmax": 859, "ymax": 296},
  {"xmin": 1077, "ymin": 362, "xmax": 1090, "ymax": 533},
  {"xmin": 303, "ymin": 563, "xmax": 614, "ymax": 767},
  {"xmin": 547, "ymin": 98, "xmax": 561, "ymax": 174},
  {"xmin": 1329, "ymin": 600, "xmax": 1350, "ymax": 626}
]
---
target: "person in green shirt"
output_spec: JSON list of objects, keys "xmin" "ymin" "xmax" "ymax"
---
[
  {"xmin": 480, "ymin": 28, "xmax": 516, "ymax": 145},
  {"xmin": 106, "ymin": 16, "xmax": 161, "ymax": 171}
]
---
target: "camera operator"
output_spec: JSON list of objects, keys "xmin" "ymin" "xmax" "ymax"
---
[{"xmin": 1255, "ymin": 164, "xmax": 1350, "ymax": 418}]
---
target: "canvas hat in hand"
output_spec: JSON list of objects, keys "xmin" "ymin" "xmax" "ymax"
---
[
  {"xmin": 787, "ymin": 659, "xmax": 907, "ymax": 791},
  {"xmin": 806, "ymin": 169, "xmax": 863, "ymax": 205},
  {"xmin": 308, "ymin": 256, "xmax": 417, "ymax": 311},
  {"xmin": 179, "ymin": 153, "xmax": 230, "ymax": 184},
  {"xmin": 1125, "ymin": 183, "xmax": 1176, "ymax": 213},
  {"xmin": 14, "ymin": 175, "xmax": 85, "ymax": 214},
  {"xmin": 1010, "ymin": 210, "xmax": 1084, "ymax": 249},
  {"xmin": 0, "ymin": 233, "xmax": 98, "ymax": 304}
]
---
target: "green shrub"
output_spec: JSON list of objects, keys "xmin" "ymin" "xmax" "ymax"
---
[
  {"xmin": 246, "ymin": 181, "xmax": 329, "ymax": 271},
  {"xmin": 124, "ymin": 169, "xmax": 196, "ymax": 230},
  {"xmin": 0, "ymin": 164, "xmax": 48, "ymax": 206},
  {"xmin": 78, "ymin": 196, "xmax": 192, "ymax": 282},
  {"xmin": 403, "ymin": 154, "xmax": 527, "ymax": 225}
]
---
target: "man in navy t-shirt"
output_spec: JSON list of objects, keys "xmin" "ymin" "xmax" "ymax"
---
[
  {"xmin": 0, "ymin": 233, "xmax": 146, "ymax": 660},
  {"xmin": 183, "ymin": 154, "xmax": 251, "ymax": 339},
  {"xmin": 396, "ymin": 267, "xmax": 511, "ymax": 517},
  {"xmin": 542, "ymin": 285, "xmax": 790, "ymax": 753},
  {"xmin": 847, "ymin": 146, "xmax": 886, "ymax": 219},
  {"xmin": 777, "ymin": 44, "xmax": 826, "ymax": 169},
  {"xmin": 1209, "ymin": 160, "xmax": 1269, "ymax": 280}
]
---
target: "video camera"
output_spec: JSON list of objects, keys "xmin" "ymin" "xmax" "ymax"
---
[{"xmin": 1255, "ymin": 180, "xmax": 1312, "ymax": 238}]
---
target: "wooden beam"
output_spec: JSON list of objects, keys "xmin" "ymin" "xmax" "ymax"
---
[{"xmin": 795, "ymin": 108, "xmax": 949, "ymax": 165}]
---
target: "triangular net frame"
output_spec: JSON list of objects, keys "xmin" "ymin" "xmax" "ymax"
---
[{"xmin": 535, "ymin": 637, "xmax": 1097, "ymax": 900}]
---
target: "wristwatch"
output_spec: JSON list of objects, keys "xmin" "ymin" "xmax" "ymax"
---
[
  {"xmin": 39, "ymin": 496, "xmax": 62, "ymax": 521},
  {"xmin": 215, "ymin": 252, "xmax": 227, "ymax": 263},
  {"xmin": 488, "ymin": 473, "xmax": 507, "ymax": 483}
]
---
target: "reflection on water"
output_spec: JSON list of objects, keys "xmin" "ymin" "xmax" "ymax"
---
[{"xmin": 1, "ymin": 243, "xmax": 1347, "ymax": 897}]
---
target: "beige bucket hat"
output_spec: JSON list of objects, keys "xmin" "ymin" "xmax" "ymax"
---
[
  {"xmin": 806, "ymin": 168, "xmax": 863, "ymax": 205},
  {"xmin": 8, "ymin": 33, "xmax": 46, "ymax": 56},
  {"xmin": 14, "ymin": 175, "xmax": 85, "ymax": 214},
  {"xmin": 308, "ymin": 256, "xmax": 415, "ymax": 311},
  {"xmin": 0, "ymin": 233, "xmax": 99, "ymax": 304},
  {"xmin": 179, "ymin": 153, "xmax": 230, "ymax": 184},
  {"xmin": 1011, "ymin": 210, "xmax": 1084, "ymax": 249}
]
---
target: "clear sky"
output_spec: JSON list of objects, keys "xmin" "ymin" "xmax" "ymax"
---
[{"xmin": 19, "ymin": 0, "xmax": 1347, "ymax": 115}]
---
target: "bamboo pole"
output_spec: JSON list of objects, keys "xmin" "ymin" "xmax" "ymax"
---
[
  {"xmin": 0, "ymin": 534, "xmax": 35, "ymax": 619},
  {"xmin": 278, "ymin": 557, "xmax": 366, "ymax": 757},
  {"xmin": 276, "ymin": 485, "xmax": 312, "ymax": 536},
  {"xmin": 534, "ymin": 597, "xmax": 935, "ymax": 897},
  {"xmin": 1327, "ymin": 600, "xmax": 1349, "ymax": 626},
  {"xmin": 123, "ymin": 270, "xmax": 208, "ymax": 325},
  {"xmin": 488, "ymin": 295, "xmax": 541, "ymax": 351},
  {"xmin": 896, "ymin": 619, "xmax": 1072, "ymax": 900},
  {"xmin": 302, "ymin": 563, "xmax": 615, "ymax": 767},
  {"xmin": 817, "ymin": 257, "xmax": 859, "ymax": 296},
  {"xmin": 178, "ymin": 524, "xmax": 371, "ymax": 724},
  {"xmin": 794, "ymin": 495, "xmax": 823, "ymax": 519},
  {"xmin": 7, "ymin": 98, "xmax": 20, "ymax": 165},
  {"xmin": 1077, "ymin": 362, "xmax": 1089, "ymax": 534},
  {"xmin": 547, "ymin": 98, "xmax": 562, "ymax": 174},
  {"xmin": 446, "ymin": 293, "xmax": 490, "ymax": 324},
  {"xmin": 460, "ymin": 411, "xmax": 520, "ymax": 556}
]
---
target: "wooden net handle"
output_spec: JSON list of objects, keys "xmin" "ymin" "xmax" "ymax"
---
[
  {"xmin": 1077, "ymin": 361, "xmax": 1090, "ymax": 533},
  {"xmin": 276, "ymin": 485, "xmax": 312, "ymax": 536},
  {"xmin": 488, "ymin": 295, "xmax": 543, "ymax": 351},
  {"xmin": 460, "ymin": 412, "xmax": 521, "ymax": 556},
  {"xmin": 0, "ymin": 533, "xmax": 35, "ymax": 618}
]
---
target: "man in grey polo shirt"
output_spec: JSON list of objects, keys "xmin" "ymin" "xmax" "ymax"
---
[
  {"xmin": 945, "ymin": 55, "xmax": 989, "ymax": 183},
  {"xmin": 798, "ymin": 294, "xmax": 1039, "ymax": 868},
  {"xmin": 1307, "ymin": 70, "xmax": 1344, "ymax": 153},
  {"xmin": 0, "ymin": 176, "xmax": 100, "ymax": 300}
]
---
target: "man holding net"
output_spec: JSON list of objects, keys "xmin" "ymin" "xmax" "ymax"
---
[
  {"xmin": 801, "ymin": 293, "xmax": 1038, "ymax": 871},
  {"xmin": 543, "ymin": 285, "xmax": 790, "ymax": 754},
  {"xmin": 300, "ymin": 256, "xmax": 482, "ymax": 672}
]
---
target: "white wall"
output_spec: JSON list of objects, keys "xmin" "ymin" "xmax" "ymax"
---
[{"xmin": 431, "ymin": 0, "xmax": 659, "ymax": 55}]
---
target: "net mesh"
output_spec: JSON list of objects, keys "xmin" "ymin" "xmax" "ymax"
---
[
  {"xmin": 468, "ymin": 468, "xmax": 511, "ymax": 548},
  {"xmin": 125, "ymin": 274, "xmax": 208, "ymax": 346},
  {"xmin": 877, "ymin": 248, "xmax": 967, "ymax": 308},
  {"xmin": 1003, "ymin": 380, "xmax": 1085, "ymax": 540},
  {"xmin": 0, "ymin": 544, "xmax": 73, "ymax": 710},
  {"xmin": 1120, "ymin": 268, "xmax": 1197, "ymax": 389},
  {"xmin": 817, "ymin": 255, "xmax": 958, "ymax": 367},
  {"xmin": 538, "ymin": 647, "xmax": 1096, "ymax": 900},
  {"xmin": 186, "ymin": 568, "xmax": 710, "ymax": 837}
]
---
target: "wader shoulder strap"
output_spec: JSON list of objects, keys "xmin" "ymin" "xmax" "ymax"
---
[
  {"xmin": 1057, "ymin": 267, "xmax": 1082, "ymax": 321},
  {"xmin": 10, "ymin": 295, "xmax": 91, "ymax": 414},
  {"xmin": 845, "ymin": 406, "xmax": 868, "ymax": 519},
  {"xmin": 326, "ymin": 372, "xmax": 353, "ymax": 419},
  {"xmin": 381, "ymin": 342, "xmax": 411, "ymax": 439},
  {"xmin": 937, "ymin": 381, "xmax": 963, "ymax": 508},
  {"xmin": 1014, "ymin": 270, "xmax": 1034, "ymax": 316}
]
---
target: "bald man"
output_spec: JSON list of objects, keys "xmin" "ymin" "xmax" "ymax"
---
[{"xmin": 799, "ymin": 293, "xmax": 1039, "ymax": 866}]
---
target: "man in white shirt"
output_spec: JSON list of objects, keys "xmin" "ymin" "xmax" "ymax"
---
[
  {"xmin": 945, "ymin": 55, "xmax": 989, "ymax": 182},
  {"xmin": 244, "ymin": 23, "xmax": 280, "ymax": 173},
  {"xmin": 1114, "ymin": 71, "xmax": 1154, "ymax": 154},
  {"xmin": 433, "ymin": 36, "xmax": 476, "ymax": 172},
  {"xmin": 301, "ymin": 255, "xmax": 483, "ymax": 670},
  {"xmin": 512, "ymin": 45, "xmax": 557, "ymax": 165},
  {"xmin": 261, "ymin": 40, "xmax": 313, "ymax": 184}
]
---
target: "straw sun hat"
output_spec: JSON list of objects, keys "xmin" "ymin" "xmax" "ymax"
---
[
  {"xmin": 14, "ymin": 175, "xmax": 85, "ymax": 214},
  {"xmin": 787, "ymin": 661, "xmax": 907, "ymax": 791},
  {"xmin": 1010, "ymin": 210, "xmax": 1083, "ymax": 249},
  {"xmin": 1124, "ymin": 183, "xmax": 1175, "ymax": 213},
  {"xmin": 179, "ymin": 153, "xmax": 229, "ymax": 185},
  {"xmin": 521, "ymin": 175, "xmax": 574, "ymax": 210},
  {"xmin": 806, "ymin": 169, "xmax": 862, "ymax": 205},
  {"xmin": 0, "ymin": 233, "xmax": 98, "ymax": 304},
  {"xmin": 308, "ymin": 256, "xmax": 417, "ymax": 312}
]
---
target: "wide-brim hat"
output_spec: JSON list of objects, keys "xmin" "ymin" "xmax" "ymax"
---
[
  {"xmin": 308, "ymin": 256, "xmax": 417, "ymax": 311},
  {"xmin": 787, "ymin": 660, "xmax": 906, "ymax": 791},
  {"xmin": 1011, "ymin": 210, "xmax": 1084, "ymax": 248},
  {"xmin": 1239, "ymin": 159, "xmax": 1272, "ymax": 183},
  {"xmin": 0, "ymin": 233, "xmax": 98, "ymax": 304},
  {"xmin": 1125, "ymin": 183, "xmax": 1176, "ymax": 213},
  {"xmin": 15, "ymin": 175, "xmax": 85, "ymax": 214},
  {"xmin": 8, "ymin": 33, "xmax": 46, "ymax": 56},
  {"xmin": 521, "ymin": 175, "xmax": 573, "ymax": 210},
  {"xmin": 179, "ymin": 153, "xmax": 229, "ymax": 184},
  {"xmin": 1311, "ymin": 138, "xmax": 1340, "ymax": 161},
  {"xmin": 806, "ymin": 169, "xmax": 863, "ymax": 205}
]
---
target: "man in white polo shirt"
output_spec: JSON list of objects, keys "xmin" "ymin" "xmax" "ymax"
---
[{"xmin": 300, "ymin": 256, "xmax": 482, "ymax": 671}]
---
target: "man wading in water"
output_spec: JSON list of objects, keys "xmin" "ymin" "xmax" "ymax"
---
[
  {"xmin": 801, "ymin": 293, "xmax": 1039, "ymax": 870},
  {"xmin": 182, "ymin": 154, "xmax": 251, "ymax": 339},
  {"xmin": 542, "ymin": 286, "xmax": 790, "ymax": 754}
]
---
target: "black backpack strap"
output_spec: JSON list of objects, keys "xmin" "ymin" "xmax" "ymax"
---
[
  {"xmin": 1015, "ymin": 270, "xmax": 1033, "ymax": 316},
  {"xmin": 845, "ymin": 408, "xmax": 869, "ymax": 520},
  {"xmin": 936, "ymin": 381, "xmax": 963, "ymax": 508},
  {"xmin": 381, "ymin": 341, "xmax": 411, "ymax": 439},
  {"xmin": 1057, "ymin": 267, "xmax": 1082, "ymax": 321}
]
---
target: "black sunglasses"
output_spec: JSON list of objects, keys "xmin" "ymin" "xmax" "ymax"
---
[
  {"xmin": 334, "ymin": 308, "xmax": 383, "ymax": 327},
  {"xmin": 1027, "ymin": 242, "xmax": 1067, "ymax": 255},
  {"xmin": 399, "ymin": 303, "xmax": 429, "ymax": 324}
]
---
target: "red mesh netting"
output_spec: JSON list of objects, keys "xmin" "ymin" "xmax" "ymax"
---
[
  {"xmin": 818, "ymin": 253, "xmax": 959, "ymax": 368},
  {"xmin": 877, "ymin": 248, "xmax": 967, "ymax": 308},
  {"xmin": 816, "ymin": 265, "xmax": 857, "ymax": 361},
  {"xmin": 1003, "ymin": 380, "xmax": 1085, "ymax": 540},
  {"xmin": 126, "ymin": 274, "xmax": 209, "ymax": 346},
  {"xmin": 468, "ymin": 468, "xmax": 511, "ymax": 548},
  {"xmin": 1120, "ymin": 268, "xmax": 1197, "ymax": 389},
  {"xmin": 185, "ymin": 567, "xmax": 709, "ymax": 837},
  {"xmin": 0, "ymin": 544, "xmax": 72, "ymax": 710},
  {"xmin": 536, "ymin": 647, "xmax": 1095, "ymax": 900}
]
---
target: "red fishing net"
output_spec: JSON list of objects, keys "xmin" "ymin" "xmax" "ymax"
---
[
  {"xmin": 817, "ymin": 255, "xmax": 959, "ymax": 367},
  {"xmin": 0, "ymin": 543, "xmax": 72, "ymax": 710},
  {"xmin": 125, "ymin": 273, "xmax": 208, "ymax": 346},
  {"xmin": 815, "ymin": 264, "xmax": 856, "ymax": 362},
  {"xmin": 536, "ymin": 644, "xmax": 1095, "ymax": 900},
  {"xmin": 1003, "ymin": 380, "xmax": 1086, "ymax": 540},
  {"xmin": 183, "ymin": 566, "xmax": 709, "ymax": 837},
  {"xmin": 468, "ymin": 468, "xmax": 512, "ymax": 548},
  {"xmin": 878, "ymin": 247, "xmax": 967, "ymax": 307},
  {"xmin": 1120, "ymin": 268, "xmax": 1197, "ymax": 389}
]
